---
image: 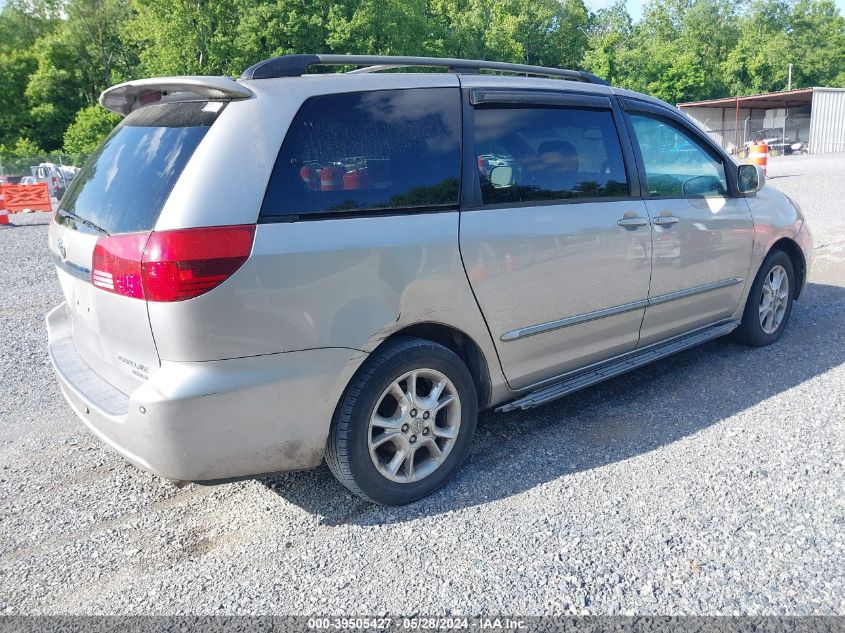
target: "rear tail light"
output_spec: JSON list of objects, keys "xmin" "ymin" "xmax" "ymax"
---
[
  {"xmin": 91, "ymin": 232, "xmax": 149, "ymax": 298},
  {"xmin": 91, "ymin": 225, "xmax": 255, "ymax": 302}
]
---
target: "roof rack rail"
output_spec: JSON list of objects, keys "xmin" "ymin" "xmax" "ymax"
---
[{"xmin": 240, "ymin": 54, "xmax": 609, "ymax": 86}]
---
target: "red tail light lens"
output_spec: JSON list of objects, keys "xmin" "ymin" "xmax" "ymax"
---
[
  {"xmin": 91, "ymin": 232, "xmax": 150, "ymax": 298},
  {"xmin": 91, "ymin": 225, "xmax": 255, "ymax": 302},
  {"xmin": 142, "ymin": 225, "xmax": 256, "ymax": 301}
]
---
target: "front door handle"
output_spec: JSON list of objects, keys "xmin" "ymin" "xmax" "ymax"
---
[
  {"xmin": 652, "ymin": 216, "xmax": 680, "ymax": 226},
  {"xmin": 617, "ymin": 216, "xmax": 649, "ymax": 228}
]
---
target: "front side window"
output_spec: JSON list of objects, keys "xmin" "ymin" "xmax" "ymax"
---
[
  {"xmin": 261, "ymin": 88, "xmax": 461, "ymax": 218},
  {"xmin": 629, "ymin": 113, "xmax": 728, "ymax": 197},
  {"xmin": 473, "ymin": 105, "xmax": 629, "ymax": 206}
]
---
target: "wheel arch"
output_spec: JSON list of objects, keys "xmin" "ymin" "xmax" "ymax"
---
[
  {"xmin": 377, "ymin": 322, "xmax": 492, "ymax": 410},
  {"xmin": 769, "ymin": 237, "xmax": 806, "ymax": 299}
]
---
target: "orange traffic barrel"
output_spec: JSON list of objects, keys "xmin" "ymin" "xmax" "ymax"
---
[
  {"xmin": 342, "ymin": 169, "xmax": 373, "ymax": 190},
  {"xmin": 748, "ymin": 141, "xmax": 768, "ymax": 175},
  {"xmin": 299, "ymin": 164, "xmax": 320, "ymax": 190},
  {"xmin": 319, "ymin": 165, "xmax": 343, "ymax": 191},
  {"xmin": 0, "ymin": 189, "xmax": 8, "ymax": 225}
]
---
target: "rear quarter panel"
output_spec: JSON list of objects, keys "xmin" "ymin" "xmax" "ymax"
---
[{"xmin": 148, "ymin": 214, "xmax": 503, "ymax": 382}]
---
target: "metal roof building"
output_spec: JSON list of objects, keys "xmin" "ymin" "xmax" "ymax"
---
[{"xmin": 678, "ymin": 87, "xmax": 845, "ymax": 155}]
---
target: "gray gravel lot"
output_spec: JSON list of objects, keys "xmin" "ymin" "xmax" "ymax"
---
[
  {"xmin": 1, "ymin": 154, "xmax": 844, "ymax": 616},
  {"xmin": 765, "ymin": 153, "xmax": 845, "ymax": 250}
]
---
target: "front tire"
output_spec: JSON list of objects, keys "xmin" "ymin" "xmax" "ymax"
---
[
  {"xmin": 326, "ymin": 337, "xmax": 478, "ymax": 505},
  {"xmin": 733, "ymin": 249, "xmax": 795, "ymax": 347}
]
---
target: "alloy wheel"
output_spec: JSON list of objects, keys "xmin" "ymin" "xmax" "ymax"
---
[
  {"xmin": 759, "ymin": 264, "xmax": 790, "ymax": 334},
  {"xmin": 367, "ymin": 369, "xmax": 461, "ymax": 483}
]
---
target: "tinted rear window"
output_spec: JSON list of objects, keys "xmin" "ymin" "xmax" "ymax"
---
[
  {"xmin": 59, "ymin": 102, "xmax": 222, "ymax": 234},
  {"xmin": 260, "ymin": 88, "xmax": 461, "ymax": 218}
]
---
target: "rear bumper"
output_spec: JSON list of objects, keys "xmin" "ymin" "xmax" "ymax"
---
[{"xmin": 46, "ymin": 303, "xmax": 365, "ymax": 481}]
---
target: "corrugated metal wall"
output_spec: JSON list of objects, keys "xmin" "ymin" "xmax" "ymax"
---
[
  {"xmin": 681, "ymin": 106, "xmax": 774, "ymax": 152},
  {"xmin": 809, "ymin": 88, "xmax": 845, "ymax": 154},
  {"xmin": 681, "ymin": 102, "xmax": 816, "ymax": 153},
  {"xmin": 682, "ymin": 106, "xmax": 750, "ymax": 152}
]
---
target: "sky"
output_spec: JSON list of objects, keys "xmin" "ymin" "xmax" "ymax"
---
[{"xmin": 584, "ymin": 0, "xmax": 649, "ymax": 21}]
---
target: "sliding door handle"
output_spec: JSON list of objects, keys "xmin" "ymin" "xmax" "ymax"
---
[
  {"xmin": 617, "ymin": 217, "xmax": 649, "ymax": 228},
  {"xmin": 652, "ymin": 216, "xmax": 679, "ymax": 226}
]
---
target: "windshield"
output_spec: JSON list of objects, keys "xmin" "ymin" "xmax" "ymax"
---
[{"xmin": 58, "ymin": 101, "xmax": 223, "ymax": 234}]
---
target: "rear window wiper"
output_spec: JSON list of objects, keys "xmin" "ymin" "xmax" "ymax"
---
[{"xmin": 59, "ymin": 209, "xmax": 109, "ymax": 235}]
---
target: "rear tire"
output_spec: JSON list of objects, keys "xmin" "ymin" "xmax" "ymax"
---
[
  {"xmin": 325, "ymin": 337, "xmax": 478, "ymax": 505},
  {"xmin": 732, "ymin": 249, "xmax": 795, "ymax": 347}
]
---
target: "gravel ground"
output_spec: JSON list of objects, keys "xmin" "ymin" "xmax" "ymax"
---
[
  {"xmin": 766, "ymin": 153, "xmax": 845, "ymax": 250},
  {"xmin": 1, "ymin": 155, "xmax": 844, "ymax": 616}
]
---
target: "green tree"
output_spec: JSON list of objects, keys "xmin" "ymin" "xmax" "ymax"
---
[
  {"xmin": 611, "ymin": 0, "xmax": 740, "ymax": 103},
  {"xmin": 0, "ymin": 137, "xmax": 46, "ymax": 174},
  {"xmin": 0, "ymin": 0, "xmax": 62, "ymax": 56},
  {"xmin": 789, "ymin": 0, "xmax": 845, "ymax": 87},
  {"xmin": 230, "ymin": 0, "xmax": 335, "ymax": 70},
  {"xmin": 23, "ymin": 0, "xmax": 135, "ymax": 150},
  {"xmin": 11, "ymin": 137, "xmax": 45, "ymax": 158},
  {"xmin": 64, "ymin": 0, "xmax": 137, "ymax": 93},
  {"xmin": 483, "ymin": 0, "xmax": 590, "ymax": 67},
  {"xmin": 25, "ymin": 34, "xmax": 88, "ymax": 150},
  {"xmin": 428, "ymin": 0, "xmax": 492, "ymax": 60},
  {"xmin": 326, "ymin": 0, "xmax": 431, "ymax": 56},
  {"xmin": 726, "ymin": 0, "xmax": 845, "ymax": 94},
  {"xmin": 429, "ymin": 0, "xmax": 592, "ymax": 67},
  {"xmin": 126, "ymin": 0, "xmax": 240, "ymax": 75},
  {"xmin": 0, "ymin": 0, "xmax": 62, "ymax": 148},
  {"xmin": 63, "ymin": 105, "xmax": 121, "ymax": 154},
  {"xmin": 725, "ymin": 0, "xmax": 793, "ymax": 93},
  {"xmin": 0, "ymin": 52, "xmax": 38, "ymax": 147},
  {"xmin": 584, "ymin": 0, "xmax": 633, "ymax": 83}
]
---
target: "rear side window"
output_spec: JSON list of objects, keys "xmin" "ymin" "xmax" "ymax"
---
[
  {"xmin": 260, "ymin": 88, "xmax": 461, "ymax": 218},
  {"xmin": 59, "ymin": 102, "xmax": 222, "ymax": 234},
  {"xmin": 473, "ymin": 106, "xmax": 629, "ymax": 206}
]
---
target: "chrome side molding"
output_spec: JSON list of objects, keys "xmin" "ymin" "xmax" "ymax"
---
[
  {"xmin": 501, "ymin": 277, "xmax": 743, "ymax": 342},
  {"xmin": 500, "ymin": 299, "xmax": 648, "ymax": 342},
  {"xmin": 646, "ymin": 277, "xmax": 744, "ymax": 307}
]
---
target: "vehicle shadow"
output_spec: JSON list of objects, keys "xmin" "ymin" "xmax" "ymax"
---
[{"xmin": 261, "ymin": 281, "xmax": 845, "ymax": 525}]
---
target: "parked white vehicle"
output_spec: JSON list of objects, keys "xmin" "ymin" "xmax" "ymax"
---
[{"xmin": 31, "ymin": 162, "xmax": 73, "ymax": 199}]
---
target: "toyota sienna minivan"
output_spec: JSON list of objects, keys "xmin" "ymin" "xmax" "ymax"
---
[{"xmin": 47, "ymin": 55, "xmax": 812, "ymax": 505}]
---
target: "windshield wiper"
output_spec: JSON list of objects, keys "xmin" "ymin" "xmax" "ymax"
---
[{"xmin": 59, "ymin": 208, "xmax": 109, "ymax": 235}]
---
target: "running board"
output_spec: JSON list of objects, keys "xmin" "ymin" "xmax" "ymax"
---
[{"xmin": 496, "ymin": 321, "xmax": 739, "ymax": 412}]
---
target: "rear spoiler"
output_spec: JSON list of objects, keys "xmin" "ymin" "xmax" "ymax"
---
[{"xmin": 100, "ymin": 76, "xmax": 253, "ymax": 115}]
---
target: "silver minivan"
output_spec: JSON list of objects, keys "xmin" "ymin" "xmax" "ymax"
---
[{"xmin": 47, "ymin": 55, "xmax": 812, "ymax": 505}]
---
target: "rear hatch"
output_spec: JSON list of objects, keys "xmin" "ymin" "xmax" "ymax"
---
[{"xmin": 48, "ymin": 100, "xmax": 227, "ymax": 395}]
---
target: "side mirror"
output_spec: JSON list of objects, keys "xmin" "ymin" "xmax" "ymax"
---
[
  {"xmin": 488, "ymin": 165, "xmax": 514, "ymax": 189},
  {"xmin": 681, "ymin": 175, "xmax": 726, "ymax": 197},
  {"xmin": 737, "ymin": 164, "xmax": 765, "ymax": 194}
]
